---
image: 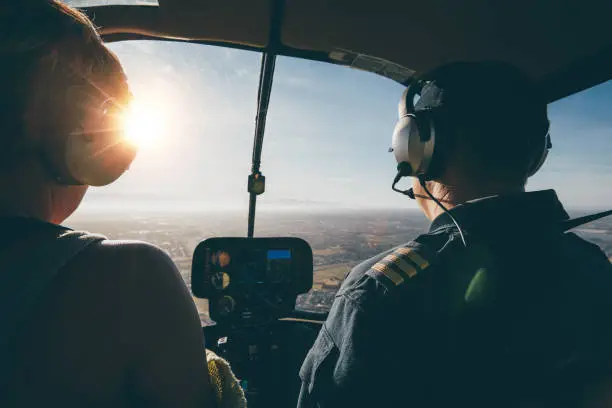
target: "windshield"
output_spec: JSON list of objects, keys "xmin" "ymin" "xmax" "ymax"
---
[
  {"xmin": 531, "ymin": 79, "xmax": 612, "ymax": 259},
  {"xmin": 67, "ymin": 40, "xmax": 612, "ymax": 322},
  {"xmin": 256, "ymin": 56, "xmax": 427, "ymax": 312}
]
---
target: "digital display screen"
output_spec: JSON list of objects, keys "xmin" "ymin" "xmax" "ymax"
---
[
  {"xmin": 267, "ymin": 249, "xmax": 291, "ymax": 260},
  {"xmin": 206, "ymin": 248, "xmax": 293, "ymax": 286}
]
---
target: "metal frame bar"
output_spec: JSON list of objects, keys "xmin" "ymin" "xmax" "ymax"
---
[
  {"xmin": 247, "ymin": 53, "xmax": 276, "ymax": 237},
  {"xmin": 246, "ymin": 0, "xmax": 285, "ymax": 237}
]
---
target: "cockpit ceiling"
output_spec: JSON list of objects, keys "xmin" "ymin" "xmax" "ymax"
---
[
  {"xmin": 62, "ymin": 1, "xmax": 158, "ymax": 6},
  {"xmin": 86, "ymin": 0, "xmax": 612, "ymax": 102}
]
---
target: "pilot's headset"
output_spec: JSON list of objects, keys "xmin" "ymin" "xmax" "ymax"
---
[
  {"xmin": 43, "ymin": 94, "xmax": 138, "ymax": 187},
  {"xmin": 389, "ymin": 62, "xmax": 552, "ymax": 246},
  {"xmin": 391, "ymin": 63, "xmax": 552, "ymax": 187}
]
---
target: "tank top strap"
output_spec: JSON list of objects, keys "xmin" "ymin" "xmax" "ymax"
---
[{"xmin": 0, "ymin": 228, "xmax": 106, "ymax": 367}]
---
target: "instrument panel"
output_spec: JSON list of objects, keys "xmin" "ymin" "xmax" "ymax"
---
[{"xmin": 192, "ymin": 237, "xmax": 313, "ymax": 326}]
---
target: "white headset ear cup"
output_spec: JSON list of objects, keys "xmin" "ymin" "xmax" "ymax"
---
[
  {"xmin": 398, "ymin": 87, "xmax": 411, "ymax": 117},
  {"xmin": 392, "ymin": 114, "xmax": 435, "ymax": 177},
  {"xmin": 392, "ymin": 116, "xmax": 414, "ymax": 166},
  {"xmin": 63, "ymin": 133, "xmax": 137, "ymax": 186}
]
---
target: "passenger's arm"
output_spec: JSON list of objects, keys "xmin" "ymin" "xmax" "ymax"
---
[{"xmin": 113, "ymin": 242, "xmax": 215, "ymax": 408}]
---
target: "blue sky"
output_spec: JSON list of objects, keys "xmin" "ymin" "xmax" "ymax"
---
[{"xmin": 75, "ymin": 40, "xmax": 611, "ymax": 215}]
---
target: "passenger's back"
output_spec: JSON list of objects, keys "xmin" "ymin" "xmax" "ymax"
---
[{"xmin": 0, "ymin": 217, "xmax": 215, "ymax": 408}]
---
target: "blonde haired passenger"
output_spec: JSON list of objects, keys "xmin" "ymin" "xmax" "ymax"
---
[{"xmin": 0, "ymin": 3, "xmax": 217, "ymax": 407}]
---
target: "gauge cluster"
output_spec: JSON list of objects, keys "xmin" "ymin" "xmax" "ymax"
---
[{"xmin": 192, "ymin": 237, "xmax": 313, "ymax": 326}]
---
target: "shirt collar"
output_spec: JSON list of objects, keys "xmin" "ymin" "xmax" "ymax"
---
[{"xmin": 429, "ymin": 189, "xmax": 569, "ymax": 233}]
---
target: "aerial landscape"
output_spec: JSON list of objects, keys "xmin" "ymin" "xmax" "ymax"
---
[{"xmin": 68, "ymin": 209, "xmax": 612, "ymax": 324}]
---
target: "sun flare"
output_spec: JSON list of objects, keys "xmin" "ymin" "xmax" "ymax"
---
[{"xmin": 123, "ymin": 98, "xmax": 165, "ymax": 149}]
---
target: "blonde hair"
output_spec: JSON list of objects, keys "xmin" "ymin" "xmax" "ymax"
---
[{"xmin": 0, "ymin": 1, "xmax": 125, "ymax": 164}]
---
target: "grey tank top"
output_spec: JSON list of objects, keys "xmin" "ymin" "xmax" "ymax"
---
[{"xmin": 0, "ymin": 218, "xmax": 105, "ymax": 382}]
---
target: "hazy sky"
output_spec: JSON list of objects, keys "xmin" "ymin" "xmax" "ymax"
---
[{"xmin": 75, "ymin": 40, "xmax": 611, "ymax": 215}]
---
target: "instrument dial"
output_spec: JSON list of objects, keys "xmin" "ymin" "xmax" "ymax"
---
[
  {"xmin": 218, "ymin": 296, "xmax": 236, "ymax": 316},
  {"xmin": 211, "ymin": 271, "xmax": 231, "ymax": 290}
]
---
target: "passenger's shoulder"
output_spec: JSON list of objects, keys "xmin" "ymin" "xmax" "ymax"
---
[
  {"xmin": 93, "ymin": 238, "xmax": 168, "ymax": 253},
  {"xmin": 73, "ymin": 238, "xmax": 194, "ymax": 314},
  {"xmin": 69, "ymin": 238, "xmax": 180, "ymax": 287},
  {"xmin": 84, "ymin": 239, "xmax": 175, "ymax": 266}
]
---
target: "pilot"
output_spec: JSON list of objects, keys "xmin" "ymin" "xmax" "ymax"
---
[
  {"xmin": 0, "ymin": 2, "xmax": 221, "ymax": 407},
  {"xmin": 297, "ymin": 61, "xmax": 612, "ymax": 408}
]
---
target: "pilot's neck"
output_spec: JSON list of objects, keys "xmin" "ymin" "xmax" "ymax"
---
[{"xmin": 420, "ymin": 181, "xmax": 525, "ymax": 221}]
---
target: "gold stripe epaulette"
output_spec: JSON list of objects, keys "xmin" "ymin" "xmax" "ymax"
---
[{"xmin": 367, "ymin": 246, "xmax": 431, "ymax": 287}]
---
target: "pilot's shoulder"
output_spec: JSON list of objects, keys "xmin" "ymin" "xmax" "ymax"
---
[
  {"xmin": 363, "ymin": 241, "xmax": 435, "ymax": 290},
  {"xmin": 340, "ymin": 234, "xmax": 443, "ymax": 298}
]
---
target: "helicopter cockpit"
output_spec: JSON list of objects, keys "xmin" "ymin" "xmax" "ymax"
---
[{"xmin": 51, "ymin": 0, "xmax": 612, "ymax": 406}]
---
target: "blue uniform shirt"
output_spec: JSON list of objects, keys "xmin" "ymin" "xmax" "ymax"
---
[{"xmin": 297, "ymin": 190, "xmax": 612, "ymax": 408}]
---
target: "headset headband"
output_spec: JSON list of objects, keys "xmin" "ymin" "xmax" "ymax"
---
[{"xmin": 399, "ymin": 79, "xmax": 425, "ymax": 118}]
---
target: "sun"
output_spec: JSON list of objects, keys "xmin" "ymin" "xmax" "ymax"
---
[{"xmin": 122, "ymin": 98, "xmax": 165, "ymax": 149}]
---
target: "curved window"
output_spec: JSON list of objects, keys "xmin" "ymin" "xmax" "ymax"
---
[
  {"xmin": 258, "ymin": 57, "xmax": 428, "ymax": 313},
  {"xmin": 531, "ymin": 80, "xmax": 612, "ymax": 259},
  {"xmin": 68, "ymin": 39, "xmax": 612, "ymax": 322}
]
